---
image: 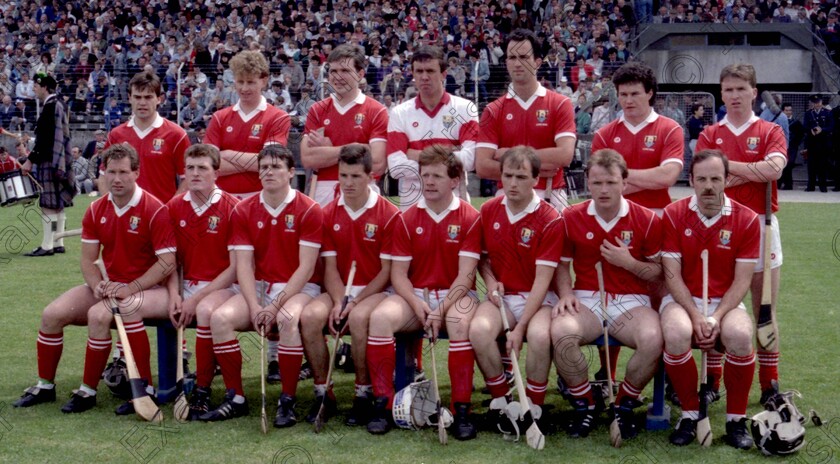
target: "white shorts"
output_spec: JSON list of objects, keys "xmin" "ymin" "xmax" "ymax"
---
[
  {"xmin": 411, "ymin": 287, "xmax": 478, "ymax": 311},
  {"xmin": 756, "ymin": 214, "xmax": 783, "ymax": 271},
  {"xmin": 258, "ymin": 281, "xmax": 321, "ymax": 302},
  {"xmin": 314, "ymin": 181, "xmax": 380, "ymax": 207},
  {"xmin": 348, "ymin": 285, "xmax": 394, "ymax": 300},
  {"xmin": 495, "ymin": 188, "xmax": 568, "ymax": 212},
  {"xmin": 183, "ymin": 280, "xmax": 241, "ymax": 299},
  {"xmin": 574, "ymin": 290, "xmax": 651, "ymax": 325},
  {"xmin": 660, "ymin": 294, "xmax": 747, "ymax": 317},
  {"xmin": 502, "ymin": 291, "xmax": 559, "ymax": 322}
]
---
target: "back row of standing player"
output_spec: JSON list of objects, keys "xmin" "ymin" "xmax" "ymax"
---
[{"xmin": 14, "ymin": 29, "xmax": 786, "ymax": 449}]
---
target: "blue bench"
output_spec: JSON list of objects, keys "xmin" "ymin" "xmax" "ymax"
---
[{"xmin": 393, "ymin": 332, "xmax": 670, "ymax": 431}]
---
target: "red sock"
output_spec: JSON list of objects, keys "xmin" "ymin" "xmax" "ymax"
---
[
  {"xmin": 366, "ymin": 336, "xmax": 395, "ymax": 402},
  {"xmin": 615, "ymin": 378, "xmax": 642, "ymax": 405},
  {"xmin": 708, "ymin": 351, "xmax": 724, "ymax": 391},
  {"xmin": 567, "ymin": 379, "xmax": 594, "ymax": 407},
  {"xmin": 757, "ymin": 350, "xmax": 779, "ymax": 391},
  {"xmin": 485, "ymin": 372, "xmax": 509, "ymax": 399},
  {"xmin": 182, "ymin": 336, "xmax": 188, "ymax": 352},
  {"xmin": 37, "ymin": 331, "xmax": 64, "ymax": 383},
  {"xmin": 448, "ymin": 340, "xmax": 475, "ymax": 410},
  {"xmin": 116, "ymin": 341, "xmax": 124, "ymax": 358},
  {"xmin": 501, "ymin": 355, "xmax": 512, "ymax": 375},
  {"xmin": 195, "ymin": 326, "xmax": 215, "ymax": 388},
  {"xmin": 663, "ymin": 350, "xmax": 699, "ymax": 412},
  {"xmin": 278, "ymin": 344, "xmax": 303, "ymax": 397},
  {"xmin": 214, "ymin": 340, "xmax": 243, "ymax": 396},
  {"xmin": 82, "ymin": 337, "xmax": 112, "ymax": 389},
  {"xmin": 413, "ymin": 337, "xmax": 424, "ymax": 371},
  {"xmin": 124, "ymin": 321, "xmax": 153, "ymax": 386},
  {"xmin": 724, "ymin": 352, "xmax": 755, "ymax": 416},
  {"xmin": 526, "ymin": 378, "xmax": 548, "ymax": 406},
  {"xmin": 599, "ymin": 346, "xmax": 620, "ymax": 381}
]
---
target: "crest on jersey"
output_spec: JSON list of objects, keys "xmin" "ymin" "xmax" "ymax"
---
[
  {"xmin": 354, "ymin": 113, "xmax": 365, "ymax": 125},
  {"xmin": 152, "ymin": 138, "xmax": 164, "ymax": 151},
  {"xmin": 644, "ymin": 135, "xmax": 657, "ymax": 148},
  {"xmin": 442, "ymin": 115, "xmax": 455, "ymax": 129},
  {"xmin": 620, "ymin": 230, "xmax": 633, "ymax": 246},
  {"xmin": 285, "ymin": 214, "xmax": 295, "ymax": 229},
  {"xmin": 719, "ymin": 229, "xmax": 731, "ymax": 246},
  {"xmin": 365, "ymin": 223, "xmax": 378, "ymax": 239},
  {"xmin": 447, "ymin": 224, "xmax": 460, "ymax": 240},
  {"xmin": 208, "ymin": 216, "xmax": 220, "ymax": 230},
  {"xmin": 251, "ymin": 124, "xmax": 263, "ymax": 137},
  {"xmin": 746, "ymin": 137, "xmax": 759, "ymax": 150},
  {"xmin": 536, "ymin": 109, "xmax": 548, "ymax": 123},
  {"xmin": 520, "ymin": 227, "xmax": 533, "ymax": 244},
  {"xmin": 129, "ymin": 216, "xmax": 140, "ymax": 231}
]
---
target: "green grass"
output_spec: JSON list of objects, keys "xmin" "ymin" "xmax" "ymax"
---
[{"xmin": 1, "ymin": 196, "xmax": 839, "ymax": 463}]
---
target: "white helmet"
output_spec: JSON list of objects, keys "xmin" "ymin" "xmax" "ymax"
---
[
  {"xmin": 392, "ymin": 380, "xmax": 453, "ymax": 430},
  {"xmin": 750, "ymin": 409, "xmax": 805, "ymax": 456}
]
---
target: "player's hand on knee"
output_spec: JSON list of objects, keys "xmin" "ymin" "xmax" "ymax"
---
[
  {"xmin": 329, "ymin": 303, "xmax": 347, "ymax": 335},
  {"xmin": 425, "ymin": 309, "xmax": 442, "ymax": 341},
  {"xmin": 94, "ymin": 280, "xmax": 108, "ymax": 300},
  {"xmin": 692, "ymin": 316, "xmax": 716, "ymax": 351},
  {"xmin": 506, "ymin": 327, "xmax": 524, "ymax": 357},
  {"xmin": 553, "ymin": 295, "xmax": 579, "ymax": 318},
  {"xmin": 168, "ymin": 294, "xmax": 183, "ymax": 327},
  {"xmin": 487, "ymin": 282, "xmax": 502, "ymax": 306},
  {"xmin": 180, "ymin": 297, "xmax": 197, "ymax": 328}
]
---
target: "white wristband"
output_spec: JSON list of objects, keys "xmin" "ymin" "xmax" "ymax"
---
[{"xmin": 706, "ymin": 316, "xmax": 718, "ymax": 328}]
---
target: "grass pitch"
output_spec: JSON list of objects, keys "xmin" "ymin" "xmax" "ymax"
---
[{"xmin": 0, "ymin": 195, "xmax": 838, "ymax": 464}]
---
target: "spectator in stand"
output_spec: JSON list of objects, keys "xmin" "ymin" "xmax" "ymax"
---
[
  {"xmin": 105, "ymin": 98, "xmax": 123, "ymax": 131},
  {"xmin": 0, "ymin": 95, "xmax": 14, "ymax": 129},
  {"xmin": 687, "ymin": 103, "xmax": 707, "ymax": 155},
  {"xmin": 571, "ymin": 56, "xmax": 595, "ymax": 91},
  {"xmin": 0, "ymin": 146, "xmax": 20, "ymax": 173}
]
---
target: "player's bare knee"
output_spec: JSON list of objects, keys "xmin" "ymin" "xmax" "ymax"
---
[
  {"xmin": 468, "ymin": 316, "xmax": 492, "ymax": 344},
  {"xmin": 87, "ymin": 303, "xmax": 114, "ymax": 331},
  {"xmin": 722, "ymin": 325, "xmax": 753, "ymax": 356}
]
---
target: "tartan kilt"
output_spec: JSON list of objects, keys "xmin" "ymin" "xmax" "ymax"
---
[{"xmin": 33, "ymin": 164, "xmax": 76, "ymax": 210}]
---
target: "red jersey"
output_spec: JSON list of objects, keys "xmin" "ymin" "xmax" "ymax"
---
[
  {"xmin": 81, "ymin": 187, "xmax": 176, "ymax": 284},
  {"xmin": 104, "ymin": 115, "xmax": 190, "ymax": 202},
  {"xmin": 166, "ymin": 188, "xmax": 240, "ymax": 282},
  {"xmin": 662, "ymin": 195, "xmax": 760, "ymax": 298},
  {"xmin": 321, "ymin": 190, "xmax": 402, "ymax": 286},
  {"xmin": 229, "ymin": 189, "xmax": 323, "ymax": 283},
  {"xmin": 591, "ymin": 111, "xmax": 684, "ymax": 209},
  {"xmin": 205, "ymin": 97, "xmax": 290, "ymax": 194},
  {"xmin": 480, "ymin": 194, "xmax": 564, "ymax": 293},
  {"xmin": 696, "ymin": 115, "xmax": 787, "ymax": 214},
  {"xmin": 391, "ymin": 196, "xmax": 481, "ymax": 290},
  {"xmin": 476, "ymin": 83, "xmax": 576, "ymax": 190},
  {"xmin": 561, "ymin": 198, "xmax": 662, "ymax": 295},
  {"xmin": 304, "ymin": 93, "xmax": 388, "ymax": 181}
]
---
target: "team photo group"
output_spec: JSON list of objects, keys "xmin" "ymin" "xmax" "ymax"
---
[{"xmin": 11, "ymin": 28, "xmax": 806, "ymax": 455}]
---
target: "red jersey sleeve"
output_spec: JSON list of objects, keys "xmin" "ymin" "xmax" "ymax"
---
[
  {"xmin": 81, "ymin": 202, "xmax": 99, "ymax": 243},
  {"xmin": 386, "ymin": 109, "xmax": 409, "ymax": 156},
  {"xmin": 460, "ymin": 214, "xmax": 482, "ymax": 259},
  {"xmin": 552, "ymin": 96, "xmax": 577, "ymax": 140},
  {"xmin": 267, "ymin": 110, "xmax": 291, "ymax": 146},
  {"xmin": 536, "ymin": 216, "xmax": 564, "ymax": 267},
  {"xmin": 380, "ymin": 210, "xmax": 401, "ymax": 259},
  {"xmin": 642, "ymin": 212, "xmax": 663, "ymax": 259},
  {"xmin": 477, "ymin": 103, "xmax": 501, "ymax": 148},
  {"xmin": 662, "ymin": 124, "xmax": 685, "ymax": 165},
  {"xmin": 369, "ymin": 106, "xmax": 389, "ymax": 143},
  {"xmin": 299, "ymin": 202, "xmax": 323, "ymax": 249},
  {"xmin": 303, "ymin": 103, "xmax": 321, "ymax": 136},
  {"xmin": 737, "ymin": 213, "xmax": 761, "ymax": 261},
  {"xmin": 591, "ymin": 129, "xmax": 607, "ymax": 154},
  {"xmin": 229, "ymin": 205, "xmax": 253, "ymax": 250},
  {"xmin": 150, "ymin": 205, "xmax": 177, "ymax": 255},
  {"xmin": 391, "ymin": 215, "xmax": 412, "ymax": 259},
  {"xmin": 661, "ymin": 207, "xmax": 680, "ymax": 258},
  {"xmin": 173, "ymin": 133, "xmax": 189, "ymax": 179},
  {"xmin": 695, "ymin": 125, "xmax": 716, "ymax": 152},
  {"xmin": 765, "ymin": 123, "xmax": 788, "ymax": 161},
  {"xmin": 204, "ymin": 114, "xmax": 222, "ymax": 148}
]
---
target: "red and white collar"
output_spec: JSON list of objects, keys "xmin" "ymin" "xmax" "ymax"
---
[
  {"xmin": 505, "ymin": 83, "xmax": 547, "ymax": 110},
  {"xmin": 259, "ymin": 188, "xmax": 296, "ymax": 217},
  {"xmin": 586, "ymin": 197, "xmax": 630, "ymax": 232},
  {"xmin": 338, "ymin": 186, "xmax": 378, "ymax": 220},
  {"xmin": 689, "ymin": 194, "xmax": 732, "ymax": 228},
  {"xmin": 108, "ymin": 186, "xmax": 143, "ymax": 217},
  {"xmin": 502, "ymin": 191, "xmax": 540, "ymax": 224},
  {"xmin": 184, "ymin": 186, "xmax": 223, "ymax": 216},
  {"xmin": 718, "ymin": 114, "xmax": 759, "ymax": 137},
  {"xmin": 127, "ymin": 113, "xmax": 164, "ymax": 139},
  {"xmin": 414, "ymin": 92, "xmax": 451, "ymax": 118},
  {"xmin": 620, "ymin": 109, "xmax": 659, "ymax": 135},
  {"xmin": 233, "ymin": 96, "xmax": 268, "ymax": 122},
  {"xmin": 330, "ymin": 90, "xmax": 366, "ymax": 115},
  {"xmin": 417, "ymin": 195, "xmax": 459, "ymax": 223}
]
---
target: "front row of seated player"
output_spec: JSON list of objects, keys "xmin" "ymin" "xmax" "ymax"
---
[{"xmin": 14, "ymin": 142, "xmax": 759, "ymax": 449}]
